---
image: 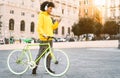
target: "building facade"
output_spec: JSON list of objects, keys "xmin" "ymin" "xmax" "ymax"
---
[
  {"xmin": 105, "ymin": 0, "xmax": 120, "ymax": 23},
  {"xmin": 79, "ymin": 0, "xmax": 103, "ymax": 24},
  {"xmin": 79, "ymin": 0, "xmax": 95, "ymax": 18},
  {"xmin": 0, "ymin": 0, "xmax": 79, "ymax": 41}
]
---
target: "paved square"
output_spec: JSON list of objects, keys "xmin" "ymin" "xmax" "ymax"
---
[{"xmin": 0, "ymin": 48, "xmax": 120, "ymax": 78}]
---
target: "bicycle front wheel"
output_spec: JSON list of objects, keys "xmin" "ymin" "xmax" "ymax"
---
[
  {"xmin": 44, "ymin": 49, "xmax": 70, "ymax": 76},
  {"xmin": 7, "ymin": 50, "xmax": 29, "ymax": 75}
]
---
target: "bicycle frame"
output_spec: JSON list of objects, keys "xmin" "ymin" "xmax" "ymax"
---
[
  {"xmin": 20, "ymin": 42, "xmax": 56, "ymax": 64},
  {"xmin": 7, "ymin": 39, "xmax": 69, "ymax": 76}
]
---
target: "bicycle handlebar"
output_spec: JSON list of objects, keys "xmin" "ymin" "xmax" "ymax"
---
[
  {"xmin": 47, "ymin": 36, "xmax": 57, "ymax": 41},
  {"xmin": 42, "ymin": 35, "xmax": 57, "ymax": 41}
]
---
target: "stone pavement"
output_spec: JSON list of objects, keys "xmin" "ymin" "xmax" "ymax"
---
[
  {"xmin": 0, "ymin": 48, "xmax": 120, "ymax": 78},
  {"xmin": 0, "ymin": 40, "xmax": 119, "ymax": 50}
]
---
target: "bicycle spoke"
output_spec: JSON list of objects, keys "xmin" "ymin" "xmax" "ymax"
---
[
  {"xmin": 7, "ymin": 50, "xmax": 29, "ymax": 75},
  {"xmin": 44, "ymin": 49, "xmax": 70, "ymax": 76}
]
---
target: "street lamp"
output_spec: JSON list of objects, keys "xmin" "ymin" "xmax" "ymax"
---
[{"xmin": 118, "ymin": 23, "xmax": 120, "ymax": 49}]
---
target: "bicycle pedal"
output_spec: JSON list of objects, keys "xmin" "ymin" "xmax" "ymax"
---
[
  {"xmin": 28, "ymin": 61, "xmax": 36, "ymax": 69},
  {"xmin": 55, "ymin": 61, "xmax": 58, "ymax": 64}
]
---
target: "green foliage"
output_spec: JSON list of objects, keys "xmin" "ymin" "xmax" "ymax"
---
[
  {"xmin": 93, "ymin": 22, "xmax": 102, "ymax": 36},
  {"xmin": 71, "ymin": 18, "xmax": 95, "ymax": 36},
  {"xmin": 103, "ymin": 21, "xmax": 118, "ymax": 35},
  {"xmin": 71, "ymin": 23, "xmax": 81, "ymax": 36}
]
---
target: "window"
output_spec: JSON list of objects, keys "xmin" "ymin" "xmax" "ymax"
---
[
  {"xmin": 20, "ymin": 20, "xmax": 25, "ymax": 31},
  {"xmin": 21, "ymin": 0, "xmax": 24, "ymax": 5},
  {"xmin": 30, "ymin": 22, "xmax": 35, "ymax": 33},
  {"xmin": 9, "ymin": 19, "xmax": 14, "ymax": 30},
  {"xmin": 119, "ymin": 9, "xmax": 120, "ymax": 18},
  {"xmin": 84, "ymin": 9, "xmax": 88, "ymax": 15},
  {"xmin": 84, "ymin": 0, "xmax": 88, "ymax": 5},
  {"xmin": 68, "ymin": 27, "xmax": 70, "ymax": 34},
  {"xmin": 31, "ymin": 14, "xmax": 34, "ymax": 18},
  {"xmin": 21, "ymin": 12, "xmax": 25, "ymax": 16},
  {"xmin": 62, "ymin": 26, "xmax": 64, "ymax": 35},
  {"xmin": 10, "ymin": 10, "xmax": 14, "ymax": 14},
  {"xmin": 49, "ymin": 0, "xmax": 53, "ymax": 2},
  {"xmin": 79, "ymin": 1, "xmax": 81, "ymax": 6},
  {"xmin": 62, "ymin": 9, "xmax": 64, "ymax": 14},
  {"xmin": 0, "ymin": 21, "xmax": 2, "ymax": 34},
  {"xmin": 31, "ymin": 0, "xmax": 34, "ymax": 8},
  {"xmin": 54, "ymin": 28, "xmax": 58, "ymax": 34}
]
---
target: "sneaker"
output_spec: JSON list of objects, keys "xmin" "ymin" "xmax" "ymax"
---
[
  {"xmin": 47, "ymin": 68, "xmax": 55, "ymax": 74},
  {"xmin": 55, "ymin": 61, "xmax": 58, "ymax": 64},
  {"xmin": 32, "ymin": 69, "xmax": 36, "ymax": 74}
]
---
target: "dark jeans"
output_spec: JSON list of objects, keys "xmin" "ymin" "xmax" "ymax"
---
[{"xmin": 33, "ymin": 40, "xmax": 53, "ymax": 71}]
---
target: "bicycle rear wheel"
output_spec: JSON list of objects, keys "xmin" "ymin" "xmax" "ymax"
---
[
  {"xmin": 7, "ymin": 50, "xmax": 29, "ymax": 75},
  {"xmin": 44, "ymin": 49, "xmax": 70, "ymax": 76}
]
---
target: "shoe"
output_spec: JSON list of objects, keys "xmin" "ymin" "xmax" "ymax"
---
[
  {"xmin": 55, "ymin": 61, "xmax": 58, "ymax": 64},
  {"xmin": 32, "ymin": 69, "xmax": 36, "ymax": 74},
  {"xmin": 32, "ymin": 71, "xmax": 36, "ymax": 74},
  {"xmin": 47, "ymin": 68, "xmax": 55, "ymax": 74}
]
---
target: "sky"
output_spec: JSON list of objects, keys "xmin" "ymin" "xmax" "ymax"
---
[{"xmin": 94, "ymin": 0, "xmax": 105, "ymax": 6}]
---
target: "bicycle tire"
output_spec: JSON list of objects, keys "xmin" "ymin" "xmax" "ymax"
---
[
  {"xmin": 44, "ymin": 49, "xmax": 70, "ymax": 76},
  {"xmin": 7, "ymin": 50, "xmax": 29, "ymax": 75}
]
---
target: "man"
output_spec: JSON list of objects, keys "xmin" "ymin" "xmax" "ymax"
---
[{"xmin": 32, "ymin": 1, "xmax": 61, "ymax": 74}]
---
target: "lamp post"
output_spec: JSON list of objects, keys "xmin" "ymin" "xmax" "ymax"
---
[{"xmin": 118, "ymin": 23, "xmax": 120, "ymax": 49}]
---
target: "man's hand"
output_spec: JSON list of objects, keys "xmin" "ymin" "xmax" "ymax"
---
[
  {"xmin": 43, "ymin": 34, "xmax": 47, "ymax": 38},
  {"xmin": 56, "ymin": 17, "xmax": 62, "ymax": 23}
]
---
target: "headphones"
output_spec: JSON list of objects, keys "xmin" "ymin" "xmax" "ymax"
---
[{"xmin": 45, "ymin": 4, "xmax": 48, "ymax": 11}]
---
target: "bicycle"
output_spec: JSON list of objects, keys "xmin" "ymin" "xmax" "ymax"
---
[{"xmin": 7, "ymin": 36, "xmax": 70, "ymax": 77}]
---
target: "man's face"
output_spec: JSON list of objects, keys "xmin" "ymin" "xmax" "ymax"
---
[{"xmin": 47, "ymin": 7, "xmax": 53, "ymax": 14}]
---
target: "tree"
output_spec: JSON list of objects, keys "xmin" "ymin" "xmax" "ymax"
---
[
  {"xmin": 93, "ymin": 22, "xmax": 103, "ymax": 36},
  {"xmin": 79, "ymin": 18, "xmax": 94, "ymax": 34},
  {"xmin": 71, "ymin": 23, "xmax": 82, "ymax": 40},
  {"xmin": 72, "ymin": 18, "xmax": 95, "ymax": 40},
  {"xmin": 103, "ymin": 21, "xmax": 118, "ymax": 35}
]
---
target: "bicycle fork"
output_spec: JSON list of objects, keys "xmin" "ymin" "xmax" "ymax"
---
[{"xmin": 16, "ymin": 49, "xmax": 27, "ymax": 64}]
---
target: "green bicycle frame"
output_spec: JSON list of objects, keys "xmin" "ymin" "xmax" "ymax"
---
[{"xmin": 20, "ymin": 43, "xmax": 56, "ymax": 64}]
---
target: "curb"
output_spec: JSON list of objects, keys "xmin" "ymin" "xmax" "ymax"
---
[{"xmin": 0, "ymin": 40, "xmax": 119, "ymax": 50}]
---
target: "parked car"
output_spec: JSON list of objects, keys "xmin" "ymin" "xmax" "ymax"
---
[
  {"xmin": 69, "ymin": 38, "xmax": 75, "ymax": 42},
  {"xmin": 57, "ymin": 38, "xmax": 66, "ymax": 42},
  {"xmin": 53, "ymin": 38, "xmax": 66, "ymax": 42},
  {"xmin": 79, "ymin": 34, "xmax": 94, "ymax": 41},
  {"xmin": 0, "ymin": 38, "xmax": 4, "ymax": 45}
]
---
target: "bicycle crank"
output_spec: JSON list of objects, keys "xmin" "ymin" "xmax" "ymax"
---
[{"xmin": 28, "ymin": 61, "xmax": 36, "ymax": 69}]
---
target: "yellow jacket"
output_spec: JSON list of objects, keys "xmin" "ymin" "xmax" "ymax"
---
[{"xmin": 37, "ymin": 11, "xmax": 59, "ymax": 41}]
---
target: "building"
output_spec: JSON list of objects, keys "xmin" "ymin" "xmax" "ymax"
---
[
  {"xmin": 0, "ymin": 0, "xmax": 79, "ymax": 42},
  {"xmin": 79, "ymin": 0, "xmax": 107, "ymax": 24},
  {"xmin": 79, "ymin": 0, "xmax": 104, "ymax": 24},
  {"xmin": 105, "ymin": 0, "xmax": 120, "ymax": 23},
  {"xmin": 0, "ymin": 0, "xmax": 39, "ymax": 41},
  {"xmin": 79, "ymin": 0, "xmax": 95, "ymax": 18}
]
